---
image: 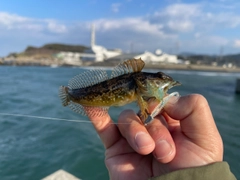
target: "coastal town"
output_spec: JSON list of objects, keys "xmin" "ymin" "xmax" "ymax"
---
[{"xmin": 1, "ymin": 25, "xmax": 240, "ymax": 72}]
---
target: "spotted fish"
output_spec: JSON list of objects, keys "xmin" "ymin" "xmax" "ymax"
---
[{"xmin": 59, "ymin": 58, "xmax": 180, "ymax": 125}]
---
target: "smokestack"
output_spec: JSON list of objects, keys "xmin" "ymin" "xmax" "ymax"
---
[{"xmin": 91, "ymin": 24, "xmax": 95, "ymax": 47}]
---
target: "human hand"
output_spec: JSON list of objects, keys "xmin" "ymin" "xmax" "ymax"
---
[{"xmin": 89, "ymin": 94, "xmax": 223, "ymax": 180}]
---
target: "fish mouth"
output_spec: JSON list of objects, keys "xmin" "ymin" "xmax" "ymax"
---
[
  {"xmin": 173, "ymin": 81, "xmax": 181, "ymax": 87},
  {"xmin": 170, "ymin": 81, "xmax": 181, "ymax": 89}
]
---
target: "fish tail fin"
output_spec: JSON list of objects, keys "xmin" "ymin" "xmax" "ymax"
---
[{"xmin": 59, "ymin": 86, "xmax": 70, "ymax": 106}]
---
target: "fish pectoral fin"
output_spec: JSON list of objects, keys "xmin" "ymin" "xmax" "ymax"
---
[
  {"xmin": 136, "ymin": 94, "xmax": 150, "ymax": 124},
  {"xmin": 135, "ymin": 79, "xmax": 148, "ymax": 95},
  {"xmin": 84, "ymin": 106, "xmax": 109, "ymax": 118},
  {"xmin": 68, "ymin": 102, "xmax": 109, "ymax": 117},
  {"xmin": 68, "ymin": 102, "xmax": 87, "ymax": 116}
]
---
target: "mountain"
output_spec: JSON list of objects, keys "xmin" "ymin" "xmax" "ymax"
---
[{"xmin": 23, "ymin": 43, "xmax": 90, "ymax": 56}]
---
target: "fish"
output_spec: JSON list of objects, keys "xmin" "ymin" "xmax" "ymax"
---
[{"xmin": 59, "ymin": 58, "xmax": 180, "ymax": 125}]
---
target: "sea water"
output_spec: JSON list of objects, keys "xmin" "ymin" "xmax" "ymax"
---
[{"xmin": 0, "ymin": 66, "xmax": 239, "ymax": 179}]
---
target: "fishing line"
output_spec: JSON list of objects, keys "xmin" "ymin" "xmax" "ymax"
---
[{"xmin": 0, "ymin": 113, "xmax": 132, "ymax": 125}]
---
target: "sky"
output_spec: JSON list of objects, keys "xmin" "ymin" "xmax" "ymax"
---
[{"xmin": 0, "ymin": 0, "xmax": 240, "ymax": 56}]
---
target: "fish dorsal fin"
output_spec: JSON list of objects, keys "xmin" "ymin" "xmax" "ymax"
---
[
  {"xmin": 68, "ymin": 69, "xmax": 108, "ymax": 89},
  {"xmin": 111, "ymin": 58, "xmax": 145, "ymax": 78}
]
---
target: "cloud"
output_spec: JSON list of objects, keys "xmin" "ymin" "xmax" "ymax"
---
[
  {"xmin": 149, "ymin": 2, "xmax": 240, "ymax": 34},
  {"xmin": 0, "ymin": 12, "xmax": 69, "ymax": 55},
  {"xmin": 202, "ymin": 12, "xmax": 240, "ymax": 29},
  {"xmin": 206, "ymin": 0, "xmax": 240, "ymax": 10},
  {"xmin": 179, "ymin": 35, "xmax": 229, "ymax": 53},
  {"xmin": 149, "ymin": 3, "xmax": 201, "ymax": 33},
  {"xmin": 194, "ymin": 32, "xmax": 201, "ymax": 38},
  {"xmin": 0, "ymin": 12, "xmax": 67, "ymax": 33},
  {"xmin": 0, "ymin": 12, "xmax": 28, "ymax": 27},
  {"xmin": 47, "ymin": 21, "xmax": 67, "ymax": 33},
  {"xmin": 91, "ymin": 17, "xmax": 177, "ymax": 53},
  {"xmin": 234, "ymin": 40, "xmax": 240, "ymax": 48},
  {"xmin": 1, "ymin": 1, "xmax": 240, "ymax": 56},
  {"xmin": 94, "ymin": 18, "xmax": 167, "ymax": 37},
  {"xmin": 111, "ymin": 3, "xmax": 121, "ymax": 13}
]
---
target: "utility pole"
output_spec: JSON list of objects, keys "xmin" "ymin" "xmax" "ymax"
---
[
  {"xmin": 175, "ymin": 41, "xmax": 180, "ymax": 55},
  {"xmin": 130, "ymin": 42, "xmax": 134, "ymax": 53},
  {"xmin": 218, "ymin": 46, "xmax": 224, "ymax": 65}
]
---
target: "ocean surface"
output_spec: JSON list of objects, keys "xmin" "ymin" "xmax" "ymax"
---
[{"xmin": 0, "ymin": 66, "xmax": 239, "ymax": 179}]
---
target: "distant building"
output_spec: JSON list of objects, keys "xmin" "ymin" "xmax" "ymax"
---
[
  {"xmin": 91, "ymin": 24, "xmax": 121, "ymax": 62},
  {"xmin": 105, "ymin": 53, "xmax": 141, "ymax": 64},
  {"xmin": 106, "ymin": 49, "xmax": 179, "ymax": 64},
  {"xmin": 56, "ymin": 51, "xmax": 96, "ymax": 65},
  {"xmin": 56, "ymin": 25, "xmax": 179, "ymax": 65},
  {"xmin": 56, "ymin": 24, "xmax": 121, "ymax": 65},
  {"xmin": 134, "ymin": 50, "xmax": 178, "ymax": 64}
]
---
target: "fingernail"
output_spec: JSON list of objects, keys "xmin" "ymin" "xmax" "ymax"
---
[
  {"xmin": 168, "ymin": 95, "xmax": 180, "ymax": 105},
  {"xmin": 154, "ymin": 139, "xmax": 173, "ymax": 159},
  {"xmin": 135, "ymin": 132, "xmax": 154, "ymax": 149}
]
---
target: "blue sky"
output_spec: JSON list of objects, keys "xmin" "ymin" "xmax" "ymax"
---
[{"xmin": 1, "ymin": 0, "xmax": 240, "ymax": 56}]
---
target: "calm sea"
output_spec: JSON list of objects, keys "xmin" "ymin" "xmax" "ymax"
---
[{"xmin": 0, "ymin": 66, "xmax": 239, "ymax": 179}]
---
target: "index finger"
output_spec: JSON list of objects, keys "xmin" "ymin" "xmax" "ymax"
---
[{"xmin": 88, "ymin": 109, "xmax": 121, "ymax": 149}]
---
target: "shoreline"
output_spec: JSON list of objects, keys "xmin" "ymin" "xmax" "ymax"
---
[
  {"xmin": 86, "ymin": 61, "xmax": 240, "ymax": 73},
  {"xmin": 1, "ymin": 60, "xmax": 240, "ymax": 73},
  {"xmin": 144, "ymin": 64, "xmax": 240, "ymax": 73}
]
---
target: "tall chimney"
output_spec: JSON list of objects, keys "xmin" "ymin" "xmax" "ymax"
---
[{"xmin": 91, "ymin": 24, "xmax": 95, "ymax": 47}]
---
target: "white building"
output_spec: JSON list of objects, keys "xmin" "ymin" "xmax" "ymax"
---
[
  {"xmin": 56, "ymin": 52, "xmax": 82, "ymax": 65},
  {"xmin": 134, "ymin": 49, "xmax": 178, "ymax": 64},
  {"xmin": 57, "ymin": 24, "xmax": 122, "ymax": 65},
  {"xmin": 91, "ymin": 24, "xmax": 121, "ymax": 62},
  {"xmin": 56, "ymin": 51, "xmax": 96, "ymax": 65},
  {"xmin": 56, "ymin": 24, "xmax": 179, "ymax": 65}
]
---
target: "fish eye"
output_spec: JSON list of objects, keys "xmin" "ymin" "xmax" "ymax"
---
[{"xmin": 155, "ymin": 81, "xmax": 162, "ymax": 86}]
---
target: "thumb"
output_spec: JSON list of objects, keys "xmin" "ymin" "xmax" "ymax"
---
[{"xmin": 163, "ymin": 94, "xmax": 223, "ymax": 153}]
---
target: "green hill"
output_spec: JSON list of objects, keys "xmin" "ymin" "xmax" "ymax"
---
[{"xmin": 23, "ymin": 43, "xmax": 89, "ymax": 56}]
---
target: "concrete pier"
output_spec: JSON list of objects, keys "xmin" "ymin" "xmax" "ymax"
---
[
  {"xmin": 42, "ymin": 169, "xmax": 81, "ymax": 180},
  {"xmin": 235, "ymin": 78, "xmax": 240, "ymax": 94}
]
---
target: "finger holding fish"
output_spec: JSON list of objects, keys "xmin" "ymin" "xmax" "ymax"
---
[
  {"xmin": 87, "ymin": 107, "xmax": 122, "ymax": 149},
  {"xmin": 118, "ymin": 104, "xmax": 176, "ymax": 163},
  {"xmin": 118, "ymin": 110, "xmax": 155, "ymax": 155}
]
